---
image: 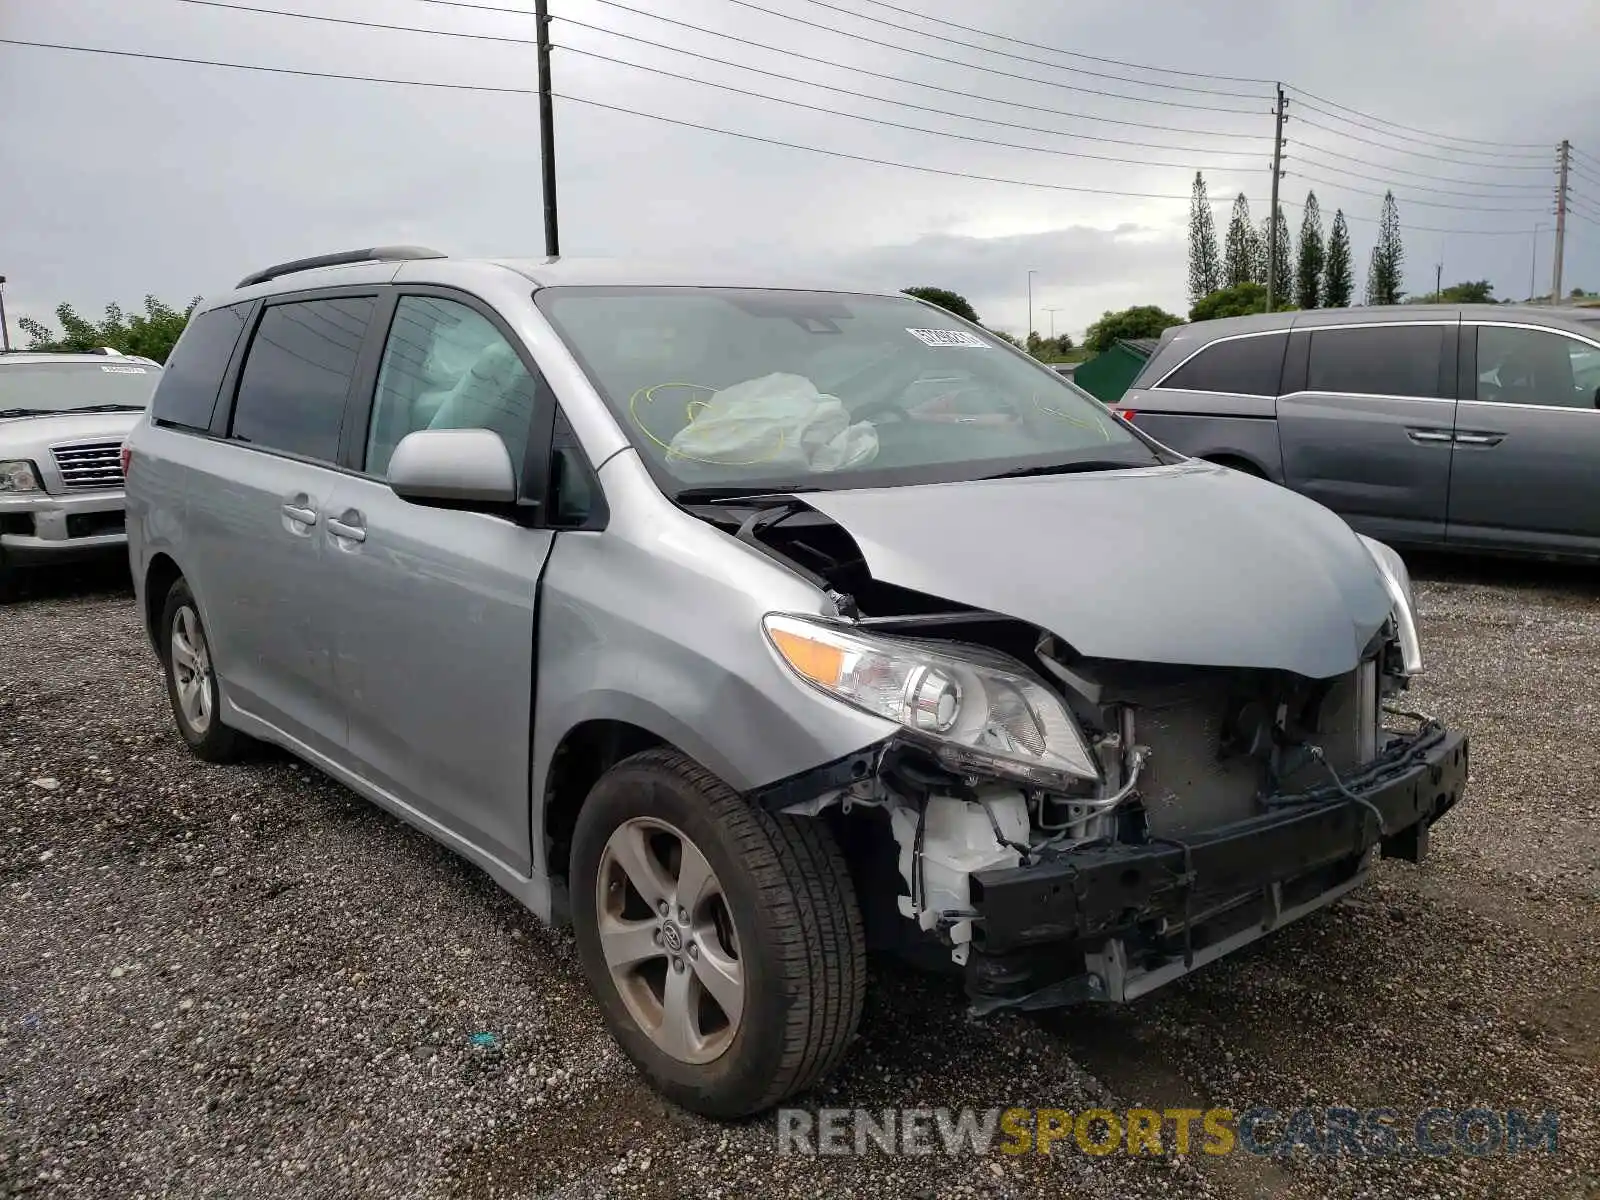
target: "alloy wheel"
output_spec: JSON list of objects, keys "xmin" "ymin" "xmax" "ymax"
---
[
  {"xmin": 169, "ymin": 606, "xmax": 214, "ymax": 735},
  {"xmin": 595, "ymin": 816, "xmax": 744, "ymax": 1065}
]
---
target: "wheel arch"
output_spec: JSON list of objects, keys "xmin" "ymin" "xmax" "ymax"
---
[{"xmin": 142, "ymin": 552, "xmax": 185, "ymax": 651}]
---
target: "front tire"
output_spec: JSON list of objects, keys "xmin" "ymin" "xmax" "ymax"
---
[
  {"xmin": 160, "ymin": 578, "xmax": 244, "ymax": 763},
  {"xmin": 571, "ymin": 748, "xmax": 866, "ymax": 1117}
]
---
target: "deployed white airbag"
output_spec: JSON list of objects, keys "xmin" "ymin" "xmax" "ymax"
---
[{"xmin": 667, "ymin": 373, "xmax": 878, "ymax": 472}]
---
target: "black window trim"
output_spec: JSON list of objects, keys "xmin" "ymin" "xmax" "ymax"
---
[
  {"xmin": 340, "ymin": 282, "xmax": 606, "ymax": 531},
  {"xmin": 213, "ymin": 284, "xmax": 384, "ymax": 468},
  {"xmin": 1150, "ymin": 327, "xmax": 1291, "ymax": 398}
]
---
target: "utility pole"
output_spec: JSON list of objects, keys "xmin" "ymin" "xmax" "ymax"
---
[
  {"xmin": 1026, "ymin": 270, "xmax": 1038, "ymax": 341},
  {"xmin": 1435, "ymin": 262, "xmax": 1443, "ymax": 303},
  {"xmin": 534, "ymin": 0, "xmax": 559, "ymax": 258},
  {"xmin": 1530, "ymin": 223, "xmax": 1546, "ymax": 302},
  {"xmin": 0, "ymin": 276, "xmax": 9, "ymax": 353},
  {"xmin": 1551, "ymin": 139, "xmax": 1570, "ymax": 304},
  {"xmin": 1265, "ymin": 83, "xmax": 1287, "ymax": 312}
]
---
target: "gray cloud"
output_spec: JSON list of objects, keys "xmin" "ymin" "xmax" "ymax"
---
[{"xmin": 2, "ymin": 0, "xmax": 1595, "ymax": 347}]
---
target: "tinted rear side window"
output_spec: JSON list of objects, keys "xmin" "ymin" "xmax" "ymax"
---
[
  {"xmin": 1307, "ymin": 325, "xmax": 1448, "ymax": 398},
  {"xmin": 230, "ymin": 297, "xmax": 376, "ymax": 462},
  {"xmin": 1157, "ymin": 332, "xmax": 1287, "ymax": 396},
  {"xmin": 152, "ymin": 304, "xmax": 249, "ymax": 429}
]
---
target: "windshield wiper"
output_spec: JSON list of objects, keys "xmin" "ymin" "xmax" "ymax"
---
[
  {"xmin": 674, "ymin": 484, "xmax": 823, "ymax": 505},
  {"xmin": 0, "ymin": 407, "xmax": 53, "ymax": 418},
  {"xmin": 985, "ymin": 458, "xmax": 1153, "ymax": 480},
  {"xmin": 66, "ymin": 403, "xmax": 147, "ymax": 413}
]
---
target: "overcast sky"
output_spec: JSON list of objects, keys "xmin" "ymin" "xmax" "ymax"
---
[{"xmin": 4, "ymin": 0, "xmax": 1598, "ymax": 342}]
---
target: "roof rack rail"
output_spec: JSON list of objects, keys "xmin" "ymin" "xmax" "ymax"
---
[{"xmin": 235, "ymin": 245, "xmax": 447, "ymax": 289}]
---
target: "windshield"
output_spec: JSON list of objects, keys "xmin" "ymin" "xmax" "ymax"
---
[
  {"xmin": 0, "ymin": 360, "xmax": 160, "ymax": 414},
  {"xmin": 536, "ymin": 287, "xmax": 1156, "ymax": 495}
]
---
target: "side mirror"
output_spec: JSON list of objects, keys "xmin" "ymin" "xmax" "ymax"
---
[{"xmin": 388, "ymin": 428, "xmax": 518, "ymax": 508}]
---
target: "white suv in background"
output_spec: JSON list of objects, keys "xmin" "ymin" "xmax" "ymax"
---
[{"xmin": 0, "ymin": 349, "xmax": 161, "ymax": 591}]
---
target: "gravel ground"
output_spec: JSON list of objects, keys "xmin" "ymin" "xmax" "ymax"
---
[{"xmin": 2, "ymin": 556, "xmax": 1597, "ymax": 1199}]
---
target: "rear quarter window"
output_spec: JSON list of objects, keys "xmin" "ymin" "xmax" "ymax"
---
[
  {"xmin": 1156, "ymin": 332, "xmax": 1287, "ymax": 396},
  {"xmin": 153, "ymin": 304, "xmax": 251, "ymax": 430}
]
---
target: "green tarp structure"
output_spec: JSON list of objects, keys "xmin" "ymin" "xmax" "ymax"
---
[{"xmin": 1071, "ymin": 338, "xmax": 1158, "ymax": 404}]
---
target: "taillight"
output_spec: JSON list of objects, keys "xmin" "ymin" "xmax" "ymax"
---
[
  {"xmin": 1114, "ymin": 409, "xmax": 1137, "ymax": 422},
  {"xmin": 120, "ymin": 443, "xmax": 132, "ymax": 475}
]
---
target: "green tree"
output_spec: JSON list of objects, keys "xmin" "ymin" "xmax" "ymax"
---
[
  {"xmin": 1295, "ymin": 192, "xmax": 1325, "ymax": 310},
  {"xmin": 1364, "ymin": 191, "xmax": 1405, "ymax": 306},
  {"xmin": 1259, "ymin": 208, "xmax": 1292, "ymax": 302},
  {"xmin": 1222, "ymin": 193, "xmax": 1258, "ymax": 288},
  {"xmin": 18, "ymin": 295, "xmax": 200, "ymax": 363},
  {"xmin": 988, "ymin": 329, "xmax": 1023, "ymax": 347},
  {"xmin": 1190, "ymin": 281, "xmax": 1269, "ymax": 321},
  {"xmin": 1187, "ymin": 172, "xmax": 1221, "ymax": 307},
  {"xmin": 902, "ymin": 286, "xmax": 979, "ymax": 324},
  {"xmin": 1083, "ymin": 305, "xmax": 1184, "ymax": 353},
  {"xmin": 1323, "ymin": 209, "xmax": 1354, "ymax": 307},
  {"xmin": 1439, "ymin": 280, "xmax": 1494, "ymax": 303},
  {"xmin": 1026, "ymin": 331, "xmax": 1076, "ymax": 361}
]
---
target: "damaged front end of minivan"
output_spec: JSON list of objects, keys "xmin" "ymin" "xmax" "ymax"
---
[{"xmin": 709, "ymin": 469, "xmax": 1468, "ymax": 1012}]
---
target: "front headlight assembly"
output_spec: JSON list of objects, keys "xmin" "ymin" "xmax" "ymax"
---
[
  {"xmin": 0, "ymin": 460, "xmax": 41, "ymax": 494},
  {"xmin": 1359, "ymin": 535, "xmax": 1422, "ymax": 675},
  {"xmin": 763, "ymin": 614, "xmax": 1100, "ymax": 790}
]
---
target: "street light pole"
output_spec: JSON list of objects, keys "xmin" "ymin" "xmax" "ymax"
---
[
  {"xmin": 0, "ymin": 276, "xmax": 9, "ymax": 352},
  {"xmin": 1044, "ymin": 307, "xmax": 1063, "ymax": 339},
  {"xmin": 1026, "ymin": 270, "xmax": 1038, "ymax": 341}
]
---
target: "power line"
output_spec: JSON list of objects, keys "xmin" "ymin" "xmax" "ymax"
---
[
  {"xmin": 1567, "ymin": 158, "xmax": 1600, "ymax": 189},
  {"xmin": 1289, "ymin": 140, "xmax": 1552, "ymax": 191},
  {"xmin": 1293, "ymin": 114, "xmax": 1555, "ymax": 171},
  {"xmin": 1273, "ymin": 194, "xmax": 1541, "ymax": 237},
  {"xmin": 713, "ymin": 0, "xmax": 1266, "ymax": 115},
  {"xmin": 0, "ymin": 35, "xmax": 532, "ymax": 94},
  {"xmin": 762, "ymin": 0, "xmax": 1267, "ymax": 100},
  {"xmin": 844, "ymin": 0, "xmax": 1274, "ymax": 86},
  {"xmin": 1288, "ymin": 152, "xmax": 1558, "ymax": 201},
  {"xmin": 555, "ymin": 89, "xmax": 1547, "ymax": 238},
  {"xmin": 1283, "ymin": 85, "xmax": 1549, "ymax": 153},
  {"xmin": 1289, "ymin": 169, "xmax": 1547, "ymax": 214},
  {"xmin": 581, "ymin": 0, "xmax": 1267, "ymax": 143},
  {"xmin": 1291, "ymin": 98, "xmax": 1550, "ymax": 162},
  {"xmin": 189, "ymin": 0, "xmax": 1271, "ymax": 173},
  {"xmin": 554, "ymin": 90, "xmax": 1260, "ymax": 202},
  {"xmin": 179, "ymin": 0, "xmax": 538, "ymax": 46},
  {"xmin": 555, "ymin": 42, "xmax": 1264, "ymax": 172}
]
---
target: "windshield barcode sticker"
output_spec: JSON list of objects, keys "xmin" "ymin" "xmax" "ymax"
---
[
  {"xmin": 100, "ymin": 365, "xmax": 148, "ymax": 374},
  {"xmin": 907, "ymin": 328, "xmax": 989, "ymax": 348}
]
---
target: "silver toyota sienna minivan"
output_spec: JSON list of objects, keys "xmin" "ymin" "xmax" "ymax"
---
[{"xmin": 125, "ymin": 248, "xmax": 1468, "ymax": 1117}]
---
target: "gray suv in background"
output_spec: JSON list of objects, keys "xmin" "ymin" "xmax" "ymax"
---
[
  {"xmin": 124, "ymin": 248, "xmax": 1466, "ymax": 1117},
  {"xmin": 1116, "ymin": 306, "xmax": 1600, "ymax": 560}
]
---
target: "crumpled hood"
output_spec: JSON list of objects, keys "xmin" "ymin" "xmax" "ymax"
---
[{"xmin": 800, "ymin": 461, "xmax": 1395, "ymax": 679}]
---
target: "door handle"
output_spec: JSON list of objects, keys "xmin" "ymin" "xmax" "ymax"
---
[
  {"xmin": 1454, "ymin": 431, "xmax": 1505, "ymax": 447},
  {"xmin": 281, "ymin": 503, "xmax": 318, "ymax": 525},
  {"xmin": 1405, "ymin": 428, "xmax": 1454, "ymax": 444},
  {"xmin": 327, "ymin": 515, "xmax": 366, "ymax": 543}
]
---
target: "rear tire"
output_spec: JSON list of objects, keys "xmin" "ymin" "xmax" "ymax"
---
[
  {"xmin": 159, "ymin": 578, "xmax": 245, "ymax": 763},
  {"xmin": 571, "ymin": 748, "xmax": 866, "ymax": 1117}
]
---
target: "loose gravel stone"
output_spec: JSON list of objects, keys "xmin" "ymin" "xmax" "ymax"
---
[{"xmin": 1, "ymin": 557, "xmax": 1595, "ymax": 1199}]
